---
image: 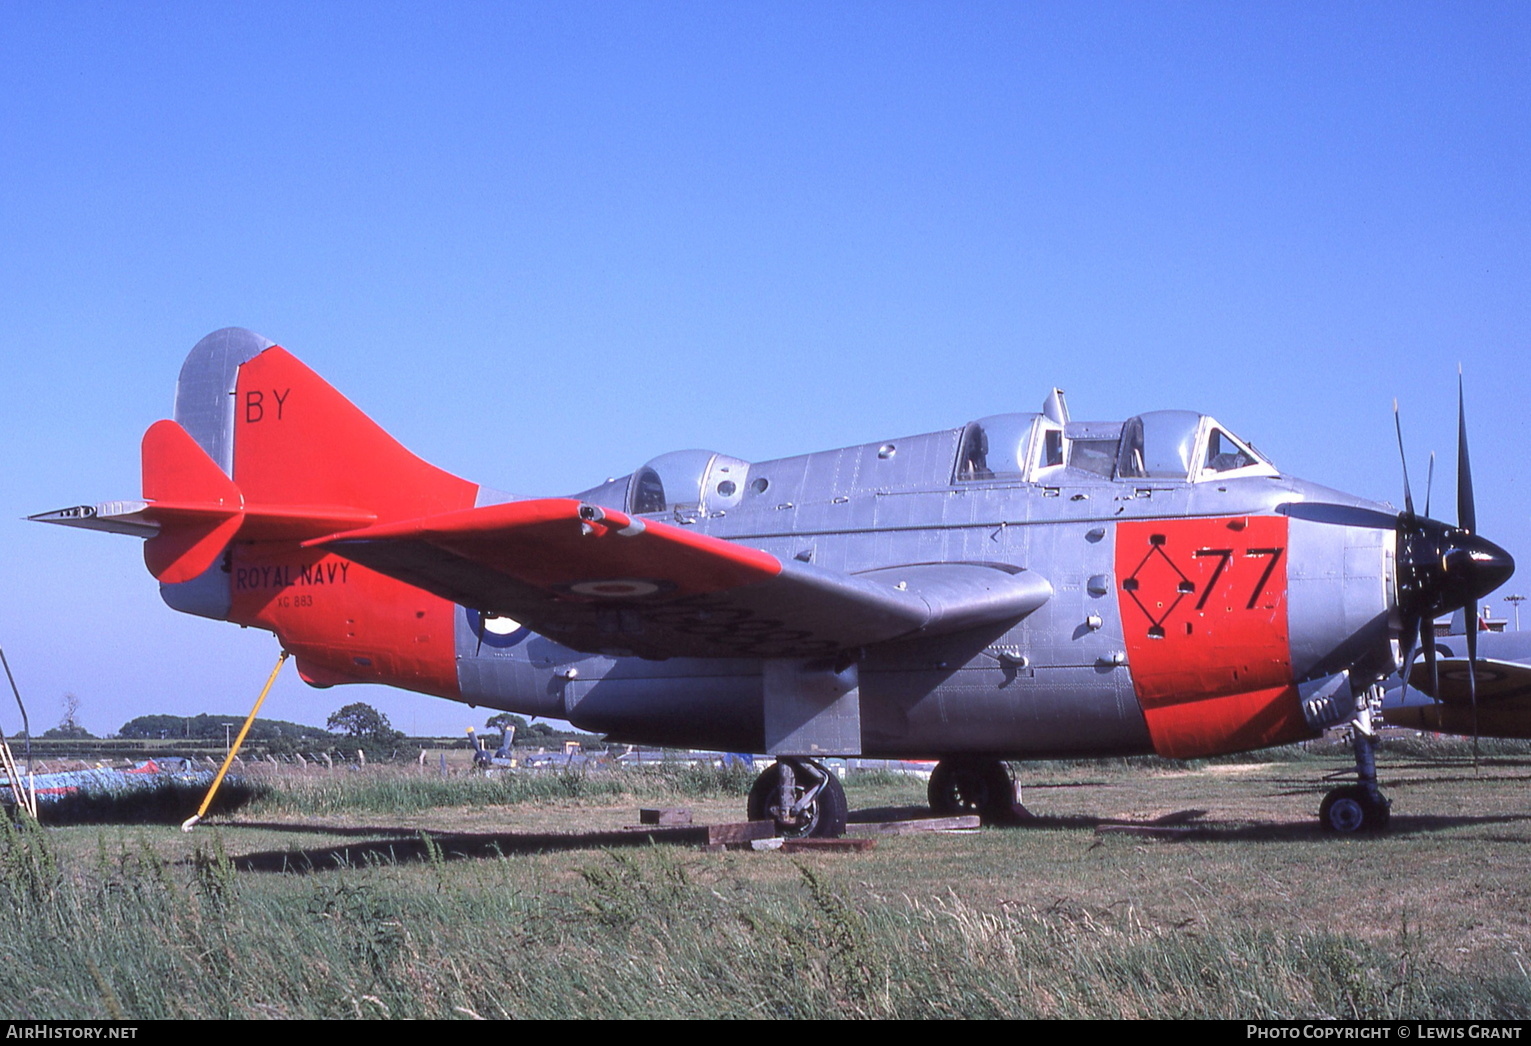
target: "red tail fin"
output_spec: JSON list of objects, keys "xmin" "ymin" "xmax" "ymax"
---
[
  {"xmin": 141, "ymin": 420, "xmax": 244, "ymax": 583},
  {"xmin": 141, "ymin": 345, "xmax": 478, "ymax": 583},
  {"xmin": 232, "ymin": 346, "xmax": 476, "ymax": 523},
  {"xmin": 222, "ymin": 345, "xmax": 476, "ymax": 698}
]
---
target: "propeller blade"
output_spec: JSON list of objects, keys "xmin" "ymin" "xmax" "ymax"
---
[
  {"xmin": 1397, "ymin": 610, "xmax": 1418, "ymax": 688},
  {"xmin": 1467, "ymin": 597, "xmax": 1480, "ymax": 767},
  {"xmin": 1277, "ymin": 502, "xmax": 1401, "ymax": 530},
  {"xmin": 1391, "ymin": 370, "xmax": 1511, "ymax": 762},
  {"xmin": 1424, "ymin": 452, "xmax": 1435, "ymax": 521},
  {"xmin": 1421, "ymin": 615, "xmax": 1438, "ymax": 698},
  {"xmin": 1394, "ymin": 399, "xmax": 1416, "ymax": 519},
  {"xmin": 1458, "ymin": 371, "xmax": 1476, "ymax": 536}
]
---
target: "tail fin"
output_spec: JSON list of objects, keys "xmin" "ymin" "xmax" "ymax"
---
[
  {"xmin": 229, "ymin": 344, "xmax": 475, "ymax": 523},
  {"xmin": 135, "ymin": 332, "xmax": 478, "ymax": 584},
  {"xmin": 36, "ymin": 328, "xmax": 481, "ymax": 621},
  {"xmin": 140, "ymin": 419, "xmax": 243, "ymax": 583},
  {"xmin": 38, "ymin": 328, "xmax": 480, "ymax": 697}
]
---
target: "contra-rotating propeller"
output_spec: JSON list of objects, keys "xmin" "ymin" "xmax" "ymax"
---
[
  {"xmin": 1390, "ymin": 375, "xmax": 1514, "ymax": 753},
  {"xmin": 1280, "ymin": 376, "xmax": 1514, "ymax": 732}
]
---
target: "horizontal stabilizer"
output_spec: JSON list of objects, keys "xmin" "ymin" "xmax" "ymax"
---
[
  {"xmin": 33, "ymin": 418, "xmax": 384, "ymax": 583},
  {"xmin": 314, "ymin": 498, "xmax": 1051, "ymax": 658},
  {"xmin": 28, "ymin": 501, "xmax": 159, "ymax": 538}
]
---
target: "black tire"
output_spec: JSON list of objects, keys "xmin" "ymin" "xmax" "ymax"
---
[
  {"xmin": 747, "ymin": 761, "xmax": 849, "ymax": 839},
  {"xmin": 928, "ymin": 758, "xmax": 1015, "ymax": 821},
  {"xmin": 1319, "ymin": 786, "xmax": 1391, "ymax": 833}
]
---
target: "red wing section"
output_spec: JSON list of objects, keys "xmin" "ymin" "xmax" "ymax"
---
[
  {"xmin": 1116, "ymin": 515, "xmax": 1309, "ymax": 758},
  {"xmin": 314, "ymin": 499, "xmax": 1051, "ymax": 659}
]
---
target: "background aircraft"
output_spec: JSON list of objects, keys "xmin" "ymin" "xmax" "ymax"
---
[
  {"xmin": 1385, "ymin": 617, "xmax": 1531, "ymax": 741},
  {"xmin": 34, "ymin": 328, "xmax": 1516, "ymax": 836}
]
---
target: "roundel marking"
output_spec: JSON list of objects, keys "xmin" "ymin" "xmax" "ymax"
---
[
  {"xmin": 464, "ymin": 606, "xmax": 529, "ymax": 648},
  {"xmin": 482, "ymin": 613, "xmax": 523, "ymax": 635},
  {"xmin": 1434, "ymin": 661, "xmax": 1521, "ymax": 703}
]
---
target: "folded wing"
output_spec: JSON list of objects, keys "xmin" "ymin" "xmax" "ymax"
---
[{"xmin": 313, "ymin": 498, "xmax": 1051, "ymax": 659}]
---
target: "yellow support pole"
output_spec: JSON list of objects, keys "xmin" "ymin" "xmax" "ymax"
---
[{"xmin": 182, "ymin": 650, "xmax": 288, "ymax": 832}]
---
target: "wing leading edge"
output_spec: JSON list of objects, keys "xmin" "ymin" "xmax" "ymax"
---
[{"xmin": 313, "ymin": 498, "xmax": 1052, "ymax": 659}]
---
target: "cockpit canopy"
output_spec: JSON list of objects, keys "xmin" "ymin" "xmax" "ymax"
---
[
  {"xmin": 602, "ymin": 397, "xmax": 1272, "ymax": 518},
  {"xmin": 628, "ymin": 449, "xmax": 750, "ymax": 516},
  {"xmin": 955, "ymin": 401, "xmax": 1274, "ymax": 485}
]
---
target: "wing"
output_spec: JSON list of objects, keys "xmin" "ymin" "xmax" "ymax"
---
[
  {"xmin": 312, "ymin": 498, "xmax": 1051, "ymax": 659},
  {"xmin": 1408, "ymin": 656, "xmax": 1531, "ymax": 705},
  {"xmin": 1391, "ymin": 657, "xmax": 1531, "ymax": 739}
]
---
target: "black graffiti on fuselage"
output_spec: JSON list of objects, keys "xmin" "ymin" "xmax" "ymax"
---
[{"xmin": 235, "ymin": 561, "xmax": 350, "ymax": 591}]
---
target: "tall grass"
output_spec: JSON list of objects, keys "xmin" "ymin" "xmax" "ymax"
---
[
  {"xmin": 6, "ymin": 744, "xmax": 1529, "ymax": 1019},
  {"xmin": 247, "ymin": 761, "xmax": 757, "ymax": 816},
  {"xmin": 2, "ymin": 822, "xmax": 1526, "ymax": 1020}
]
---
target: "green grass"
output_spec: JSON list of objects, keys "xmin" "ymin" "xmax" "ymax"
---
[
  {"xmin": 3, "ymin": 745, "xmax": 1529, "ymax": 1019},
  {"xmin": 3, "ymin": 822, "xmax": 1527, "ymax": 1019},
  {"xmin": 247, "ymin": 761, "xmax": 757, "ymax": 816}
]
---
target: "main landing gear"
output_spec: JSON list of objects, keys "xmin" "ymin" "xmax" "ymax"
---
[
  {"xmin": 927, "ymin": 758, "xmax": 1020, "ymax": 824},
  {"xmin": 1319, "ymin": 685, "xmax": 1391, "ymax": 833},
  {"xmin": 748, "ymin": 757, "xmax": 848, "ymax": 839}
]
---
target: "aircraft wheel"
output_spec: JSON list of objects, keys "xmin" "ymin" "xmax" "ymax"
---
[
  {"xmin": 928, "ymin": 758, "xmax": 1015, "ymax": 822},
  {"xmin": 1319, "ymin": 786, "xmax": 1391, "ymax": 833},
  {"xmin": 747, "ymin": 760, "xmax": 848, "ymax": 839}
]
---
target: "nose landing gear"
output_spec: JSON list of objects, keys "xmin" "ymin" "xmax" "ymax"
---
[{"xmin": 1320, "ymin": 685, "xmax": 1391, "ymax": 833}]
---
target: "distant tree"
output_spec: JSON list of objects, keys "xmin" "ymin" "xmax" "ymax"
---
[
  {"xmin": 45, "ymin": 693, "xmax": 95, "ymax": 739},
  {"xmin": 118, "ymin": 713, "xmax": 329, "ymax": 741},
  {"xmin": 328, "ymin": 702, "xmax": 391, "ymax": 738},
  {"xmin": 42, "ymin": 723, "xmax": 95, "ymax": 740},
  {"xmin": 326, "ymin": 703, "xmax": 405, "ymax": 756},
  {"xmin": 117, "ymin": 714, "xmax": 190, "ymax": 740},
  {"xmin": 485, "ymin": 713, "xmax": 528, "ymax": 733}
]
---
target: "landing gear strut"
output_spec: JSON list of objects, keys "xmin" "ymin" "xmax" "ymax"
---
[
  {"xmin": 747, "ymin": 758, "xmax": 848, "ymax": 839},
  {"xmin": 928, "ymin": 758, "xmax": 1019, "ymax": 823},
  {"xmin": 1320, "ymin": 685, "xmax": 1391, "ymax": 833}
]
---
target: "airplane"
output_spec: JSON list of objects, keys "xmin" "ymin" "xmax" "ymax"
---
[
  {"xmin": 1385, "ymin": 619, "xmax": 1531, "ymax": 741},
  {"xmin": 31, "ymin": 327, "xmax": 1518, "ymax": 838}
]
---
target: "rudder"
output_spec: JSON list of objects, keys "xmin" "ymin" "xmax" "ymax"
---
[{"xmin": 231, "ymin": 346, "xmax": 476, "ymax": 524}]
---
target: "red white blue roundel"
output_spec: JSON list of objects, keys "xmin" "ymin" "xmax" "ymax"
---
[{"xmin": 465, "ymin": 607, "xmax": 529, "ymax": 648}]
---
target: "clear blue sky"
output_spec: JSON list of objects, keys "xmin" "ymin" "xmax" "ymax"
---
[{"xmin": 2, "ymin": 2, "xmax": 1527, "ymax": 738}]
